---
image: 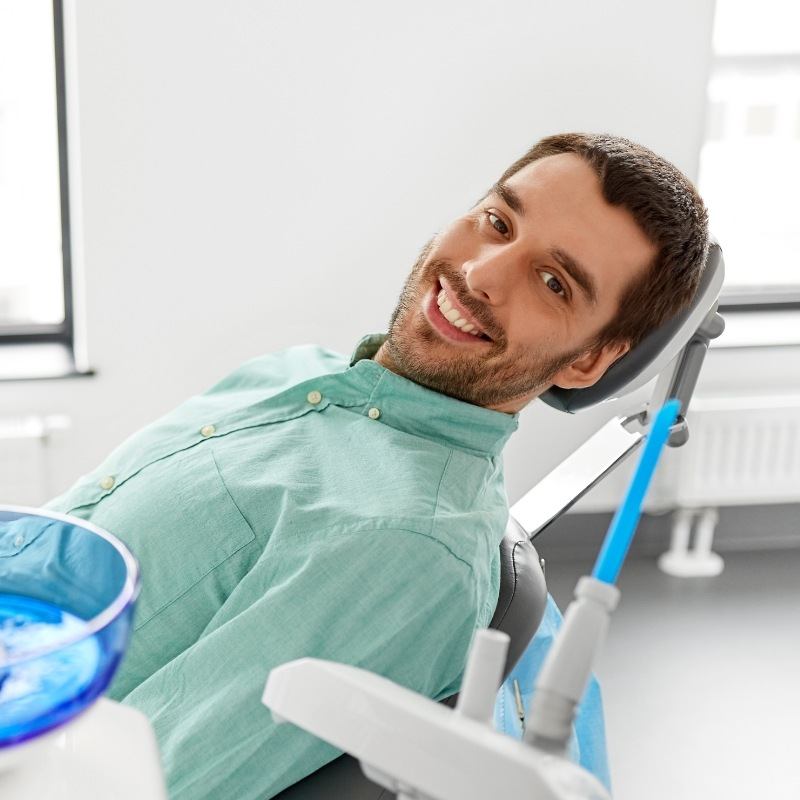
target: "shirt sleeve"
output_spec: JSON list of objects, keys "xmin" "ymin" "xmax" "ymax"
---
[{"xmin": 121, "ymin": 529, "xmax": 482, "ymax": 800}]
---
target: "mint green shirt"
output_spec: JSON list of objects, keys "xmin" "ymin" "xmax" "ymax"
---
[{"xmin": 45, "ymin": 335, "xmax": 518, "ymax": 799}]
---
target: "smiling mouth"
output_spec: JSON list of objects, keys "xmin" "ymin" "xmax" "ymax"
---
[{"xmin": 426, "ymin": 280, "xmax": 493, "ymax": 343}]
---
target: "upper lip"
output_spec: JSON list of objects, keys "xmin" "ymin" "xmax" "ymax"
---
[{"xmin": 438, "ymin": 277, "xmax": 491, "ymax": 339}]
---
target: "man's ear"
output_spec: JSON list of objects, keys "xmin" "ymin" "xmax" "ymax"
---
[{"xmin": 550, "ymin": 339, "xmax": 630, "ymax": 390}]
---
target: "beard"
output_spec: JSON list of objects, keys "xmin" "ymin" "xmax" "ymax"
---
[{"xmin": 381, "ymin": 238, "xmax": 587, "ymax": 408}]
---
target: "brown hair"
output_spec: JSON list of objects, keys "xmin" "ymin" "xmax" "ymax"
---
[{"xmin": 498, "ymin": 132, "xmax": 709, "ymax": 351}]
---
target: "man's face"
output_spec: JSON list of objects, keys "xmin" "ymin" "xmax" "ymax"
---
[{"xmin": 376, "ymin": 153, "xmax": 658, "ymax": 412}]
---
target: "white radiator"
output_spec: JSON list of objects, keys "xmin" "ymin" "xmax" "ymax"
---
[
  {"xmin": 656, "ymin": 395, "xmax": 800, "ymax": 577},
  {"xmin": 0, "ymin": 415, "xmax": 69, "ymax": 506},
  {"xmin": 666, "ymin": 395, "xmax": 800, "ymax": 507}
]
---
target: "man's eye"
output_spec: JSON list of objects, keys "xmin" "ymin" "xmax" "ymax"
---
[
  {"xmin": 541, "ymin": 270, "xmax": 567, "ymax": 298},
  {"xmin": 486, "ymin": 211, "xmax": 509, "ymax": 237}
]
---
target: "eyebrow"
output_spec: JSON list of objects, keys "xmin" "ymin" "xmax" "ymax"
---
[
  {"xmin": 548, "ymin": 248, "xmax": 599, "ymax": 306},
  {"xmin": 491, "ymin": 181, "xmax": 599, "ymax": 306},
  {"xmin": 493, "ymin": 182, "xmax": 526, "ymax": 216}
]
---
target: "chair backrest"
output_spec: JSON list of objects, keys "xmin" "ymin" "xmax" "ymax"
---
[
  {"xmin": 273, "ymin": 517, "xmax": 547, "ymax": 800},
  {"xmin": 485, "ymin": 517, "xmax": 548, "ymax": 678}
]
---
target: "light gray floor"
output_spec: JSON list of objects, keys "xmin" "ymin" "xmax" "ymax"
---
[{"xmin": 543, "ymin": 548, "xmax": 800, "ymax": 800}]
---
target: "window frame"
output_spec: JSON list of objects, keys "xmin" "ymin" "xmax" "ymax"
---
[
  {"xmin": 0, "ymin": 0, "xmax": 75, "ymax": 351},
  {"xmin": 718, "ymin": 288, "xmax": 800, "ymax": 313}
]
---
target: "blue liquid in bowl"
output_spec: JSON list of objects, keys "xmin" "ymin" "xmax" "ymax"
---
[
  {"xmin": 0, "ymin": 594, "xmax": 102, "ymax": 745},
  {"xmin": 0, "ymin": 507, "xmax": 139, "ymax": 749}
]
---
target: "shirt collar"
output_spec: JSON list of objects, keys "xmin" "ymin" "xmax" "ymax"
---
[{"xmin": 345, "ymin": 334, "xmax": 518, "ymax": 458}]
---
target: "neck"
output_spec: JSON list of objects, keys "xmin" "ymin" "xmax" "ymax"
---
[
  {"xmin": 372, "ymin": 341, "xmax": 394, "ymax": 373},
  {"xmin": 372, "ymin": 343, "xmax": 535, "ymax": 415}
]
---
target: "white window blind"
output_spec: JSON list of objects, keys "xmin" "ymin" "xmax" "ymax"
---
[{"xmin": 698, "ymin": 0, "xmax": 800, "ymax": 293}]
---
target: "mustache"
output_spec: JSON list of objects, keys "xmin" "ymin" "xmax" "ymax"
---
[{"xmin": 422, "ymin": 258, "xmax": 505, "ymax": 345}]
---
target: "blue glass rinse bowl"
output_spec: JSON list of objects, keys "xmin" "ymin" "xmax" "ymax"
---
[{"xmin": 0, "ymin": 506, "xmax": 140, "ymax": 751}]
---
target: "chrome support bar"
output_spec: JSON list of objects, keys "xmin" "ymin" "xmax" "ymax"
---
[{"xmin": 510, "ymin": 414, "xmax": 646, "ymax": 539}]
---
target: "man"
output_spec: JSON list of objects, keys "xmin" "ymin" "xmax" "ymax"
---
[{"xmin": 43, "ymin": 132, "xmax": 708, "ymax": 798}]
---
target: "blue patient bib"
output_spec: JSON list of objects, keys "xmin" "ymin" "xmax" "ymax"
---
[{"xmin": 493, "ymin": 594, "xmax": 611, "ymax": 792}]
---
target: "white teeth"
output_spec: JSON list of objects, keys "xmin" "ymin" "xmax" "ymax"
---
[
  {"xmin": 444, "ymin": 308, "xmax": 460, "ymax": 323},
  {"xmin": 435, "ymin": 284, "xmax": 485, "ymax": 338}
]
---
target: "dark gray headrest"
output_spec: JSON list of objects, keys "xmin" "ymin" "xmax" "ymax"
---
[{"xmin": 539, "ymin": 241, "xmax": 724, "ymax": 414}]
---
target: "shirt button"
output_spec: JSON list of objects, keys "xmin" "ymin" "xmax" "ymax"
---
[
  {"xmin": 200, "ymin": 424, "xmax": 216, "ymax": 437},
  {"xmin": 99, "ymin": 475, "xmax": 116, "ymax": 490},
  {"xmin": 14, "ymin": 534, "xmax": 25, "ymax": 548},
  {"xmin": 368, "ymin": 407, "xmax": 381, "ymax": 420},
  {"xmin": 306, "ymin": 390, "xmax": 323, "ymax": 405}
]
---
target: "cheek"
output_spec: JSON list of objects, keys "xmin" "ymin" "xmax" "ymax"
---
[{"xmin": 505, "ymin": 304, "xmax": 566, "ymax": 350}]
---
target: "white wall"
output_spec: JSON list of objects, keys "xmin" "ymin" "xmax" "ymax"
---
[{"xmin": 1, "ymin": 0, "xmax": 744, "ymax": 505}]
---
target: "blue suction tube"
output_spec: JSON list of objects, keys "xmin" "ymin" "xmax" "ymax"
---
[
  {"xmin": 526, "ymin": 400, "xmax": 683, "ymax": 762},
  {"xmin": 591, "ymin": 399, "xmax": 682, "ymax": 585}
]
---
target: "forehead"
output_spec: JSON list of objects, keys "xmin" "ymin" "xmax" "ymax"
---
[{"xmin": 501, "ymin": 154, "xmax": 657, "ymax": 302}]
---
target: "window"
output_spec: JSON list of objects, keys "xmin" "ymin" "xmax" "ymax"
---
[
  {"xmin": 0, "ymin": 0, "xmax": 79, "ymax": 376},
  {"xmin": 698, "ymin": 0, "xmax": 800, "ymax": 308}
]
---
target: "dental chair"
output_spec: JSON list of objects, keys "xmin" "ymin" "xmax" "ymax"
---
[{"xmin": 275, "ymin": 242, "xmax": 725, "ymax": 799}]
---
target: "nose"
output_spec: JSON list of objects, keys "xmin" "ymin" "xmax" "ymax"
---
[{"xmin": 461, "ymin": 242, "xmax": 523, "ymax": 306}]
